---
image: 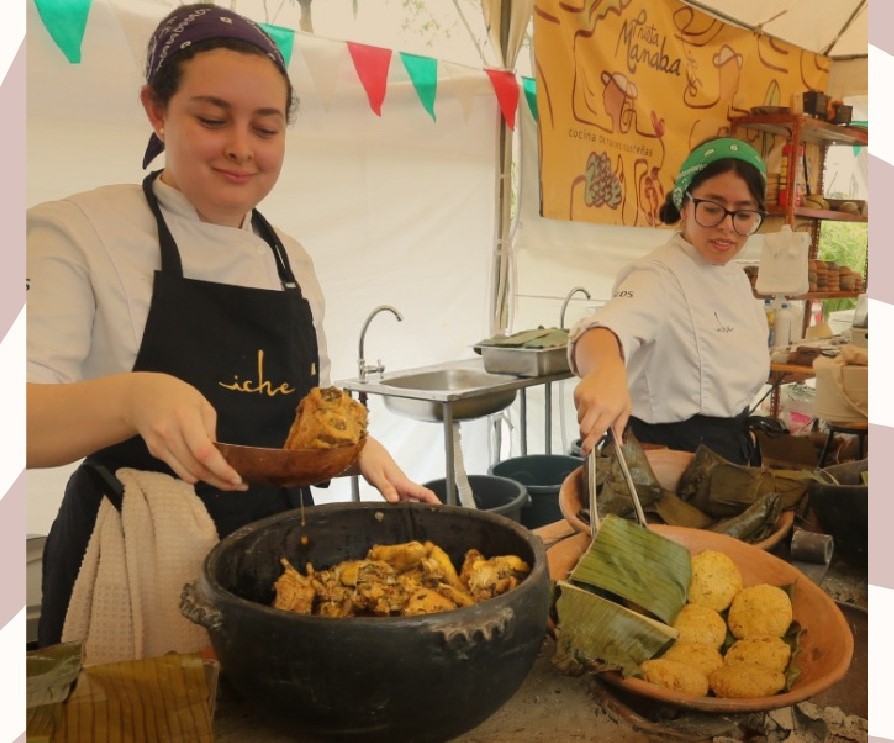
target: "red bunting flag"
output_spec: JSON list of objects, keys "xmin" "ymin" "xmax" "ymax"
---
[
  {"xmin": 484, "ymin": 68, "xmax": 519, "ymax": 130},
  {"xmin": 347, "ymin": 41, "xmax": 393, "ymax": 116}
]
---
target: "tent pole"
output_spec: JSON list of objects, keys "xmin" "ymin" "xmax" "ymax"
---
[{"xmin": 490, "ymin": 0, "xmax": 513, "ymax": 337}]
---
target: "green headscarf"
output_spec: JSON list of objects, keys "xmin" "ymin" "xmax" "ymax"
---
[{"xmin": 671, "ymin": 137, "xmax": 767, "ymax": 210}]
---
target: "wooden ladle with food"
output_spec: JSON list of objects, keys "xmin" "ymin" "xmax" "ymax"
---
[{"xmin": 215, "ymin": 387, "xmax": 367, "ymax": 487}]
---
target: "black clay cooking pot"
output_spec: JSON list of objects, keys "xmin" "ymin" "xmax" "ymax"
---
[{"xmin": 181, "ymin": 502, "xmax": 550, "ymax": 742}]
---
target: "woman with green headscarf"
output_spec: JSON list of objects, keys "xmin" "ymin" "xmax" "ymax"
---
[{"xmin": 569, "ymin": 137, "xmax": 770, "ymax": 465}]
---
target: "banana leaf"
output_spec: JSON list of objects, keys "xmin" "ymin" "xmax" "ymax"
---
[
  {"xmin": 555, "ymin": 580, "xmax": 678, "ymax": 677},
  {"xmin": 769, "ymin": 469, "xmax": 823, "ymax": 509},
  {"xmin": 704, "ymin": 463, "xmax": 775, "ymax": 516},
  {"xmin": 677, "ymin": 444, "xmax": 723, "ymax": 505},
  {"xmin": 654, "ymin": 489, "xmax": 714, "ymax": 529},
  {"xmin": 569, "ymin": 514, "xmax": 690, "ymax": 624},
  {"xmin": 709, "ymin": 491, "xmax": 783, "ymax": 543},
  {"xmin": 524, "ymin": 328, "xmax": 569, "ymax": 349},
  {"xmin": 678, "ymin": 445, "xmax": 776, "ymax": 517},
  {"xmin": 586, "ymin": 431, "xmax": 662, "ymax": 520},
  {"xmin": 475, "ymin": 326, "xmax": 567, "ymax": 348}
]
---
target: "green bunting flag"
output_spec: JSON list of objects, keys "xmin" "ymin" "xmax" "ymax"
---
[
  {"xmin": 33, "ymin": 0, "xmax": 93, "ymax": 63},
  {"xmin": 522, "ymin": 76, "xmax": 537, "ymax": 122},
  {"xmin": 259, "ymin": 22, "xmax": 295, "ymax": 69},
  {"xmin": 400, "ymin": 52, "xmax": 438, "ymax": 122}
]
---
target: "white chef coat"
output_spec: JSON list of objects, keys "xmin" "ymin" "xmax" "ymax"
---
[
  {"xmin": 568, "ymin": 233, "xmax": 769, "ymax": 424},
  {"xmin": 26, "ymin": 179, "xmax": 331, "ymax": 387}
]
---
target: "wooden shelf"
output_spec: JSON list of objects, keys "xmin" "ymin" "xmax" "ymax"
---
[
  {"xmin": 729, "ymin": 114, "xmax": 868, "ymax": 146},
  {"xmin": 755, "ymin": 291, "xmax": 863, "ymax": 301},
  {"xmin": 765, "ymin": 206, "xmax": 867, "ymax": 223}
]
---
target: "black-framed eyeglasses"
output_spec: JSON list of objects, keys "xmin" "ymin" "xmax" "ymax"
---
[{"xmin": 688, "ymin": 195, "xmax": 765, "ymax": 236}]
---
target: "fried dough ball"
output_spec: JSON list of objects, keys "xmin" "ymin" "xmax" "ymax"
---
[
  {"xmin": 688, "ymin": 550, "xmax": 743, "ymax": 612},
  {"xmin": 661, "ymin": 641, "xmax": 724, "ymax": 678},
  {"xmin": 724, "ymin": 637, "xmax": 792, "ymax": 674},
  {"xmin": 672, "ymin": 603, "xmax": 728, "ymax": 650},
  {"xmin": 727, "ymin": 584, "xmax": 793, "ymax": 639},
  {"xmin": 709, "ymin": 664, "xmax": 786, "ymax": 698},
  {"xmin": 641, "ymin": 658, "xmax": 709, "ymax": 697}
]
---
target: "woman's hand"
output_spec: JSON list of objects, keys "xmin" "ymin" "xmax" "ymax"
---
[
  {"xmin": 26, "ymin": 373, "xmax": 245, "ymax": 491},
  {"xmin": 572, "ymin": 328, "xmax": 632, "ymax": 454},
  {"xmin": 358, "ymin": 438, "xmax": 440, "ymax": 504},
  {"xmin": 125, "ymin": 372, "xmax": 245, "ymax": 490}
]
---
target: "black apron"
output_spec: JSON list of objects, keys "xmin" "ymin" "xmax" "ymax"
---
[
  {"xmin": 38, "ymin": 171, "xmax": 319, "ymax": 647},
  {"xmin": 629, "ymin": 409, "xmax": 757, "ymax": 466}
]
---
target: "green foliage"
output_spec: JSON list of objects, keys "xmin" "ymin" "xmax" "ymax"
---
[{"xmin": 817, "ymin": 221, "xmax": 867, "ymax": 315}]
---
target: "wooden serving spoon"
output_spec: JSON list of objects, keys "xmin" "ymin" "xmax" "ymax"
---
[{"xmin": 214, "ymin": 438, "xmax": 366, "ymax": 488}]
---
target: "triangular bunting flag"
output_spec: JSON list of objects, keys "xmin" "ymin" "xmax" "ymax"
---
[
  {"xmin": 259, "ymin": 22, "xmax": 295, "ymax": 69},
  {"xmin": 347, "ymin": 41, "xmax": 392, "ymax": 116},
  {"xmin": 522, "ymin": 76, "xmax": 538, "ymax": 123},
  {"xmin": 485, "ymin": 68, "xmax": 519, "ymax": 130},
  {"xmin": 400, "ymin": 52, "xmax": 438, "ymax": 122},
  {"xmin": 441, "ymin": 61, "xmax": 480, "ymax": 123},
  {"xmin": 300, "ymin": 41, "xmax": 347, "ymax": 111},
  {"xmin": 33, "ymin": 0, "xmax": 93, "ymax": 63}
]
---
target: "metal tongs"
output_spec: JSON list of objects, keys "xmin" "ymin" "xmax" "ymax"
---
[{"xmin": 587, "ymin": 427, "xmax": 648, "ymax": 540}]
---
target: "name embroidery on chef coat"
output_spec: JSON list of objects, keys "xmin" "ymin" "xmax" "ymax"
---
[
  {"xmin": 713, "ymin": 312, "xmax": 734, "ymax": 334},
  {"xmin": 219, "ymin": 349, "xmax": 297, "ymax": 397}
]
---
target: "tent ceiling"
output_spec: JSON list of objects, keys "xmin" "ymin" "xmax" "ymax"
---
[{"xmin": 683, "ymin": 0, "xmax": 867, "ymax": 58}]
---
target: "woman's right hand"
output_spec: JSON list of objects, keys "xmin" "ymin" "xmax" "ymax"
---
[
  {"xmin": 126, "ymin": 372, "xmax": 246, "ymax": 490},
  {"xmin": 572, "ymin": 328, "xmax": 632, "ymax": 455}
]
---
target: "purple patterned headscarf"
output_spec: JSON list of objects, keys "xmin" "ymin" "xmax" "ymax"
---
[{"xmin": 142, "ymin": 5, "xmax": 287, "ymax": 169}]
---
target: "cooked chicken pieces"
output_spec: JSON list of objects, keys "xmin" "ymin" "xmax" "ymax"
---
[
  {"xmin": 272, "ymin": 558, "xmax": 316, "ymax": 614},
  {"xmin": 271, "ymin": 541, "xmax": 531, "ymax": 617}
]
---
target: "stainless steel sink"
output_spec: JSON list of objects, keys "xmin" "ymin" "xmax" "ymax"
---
[{"xmin": 379, "ymin": 368, "xmax": 518, "ymax": 422}]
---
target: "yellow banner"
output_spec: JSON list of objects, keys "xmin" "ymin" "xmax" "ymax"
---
[{"xmin": 534, "ymin": 0, "xmax": 830, "ymax": 226}]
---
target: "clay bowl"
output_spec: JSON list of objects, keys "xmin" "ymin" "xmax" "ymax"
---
[
  {"xmin": 554, "ymin": 525, "xmax": 854, "ymax": 713},
  {"xmin": 558, "ymin": 449, "xmax": 794, "ymax": 551},
  {"xmin": 214, "ymin": 438, "xmax": 365, "ymax": 487}
]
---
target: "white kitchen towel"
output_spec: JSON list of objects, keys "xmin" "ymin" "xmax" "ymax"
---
[
  {"xmin": 755, "ymin": 226, "xmax": 810, "ymax": 297},
  {"xmin": 62, "ymin": 469, "xmax": 219, "ymax": 666},
  {"xmin": 451, "ymin": 422, "xmax": 477, "ymax": 508}
]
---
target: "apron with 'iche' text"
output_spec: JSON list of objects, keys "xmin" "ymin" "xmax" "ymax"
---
[{"xmin": 38, "ymin": 170, "xmax": 319, "ymax": 647}]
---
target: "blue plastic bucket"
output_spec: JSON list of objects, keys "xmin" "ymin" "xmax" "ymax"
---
[
  {"xmin": 488, "ymin": 454, "xmax": 583, "ymax": 529},
  {"xmin": 423, "ymin": 474, "xmax": 529, "ymax": 523}
]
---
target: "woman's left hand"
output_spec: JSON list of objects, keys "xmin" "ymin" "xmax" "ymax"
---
[{"xmin": 358, "ymin": 438, "xmax": 441, "ymax": 504}]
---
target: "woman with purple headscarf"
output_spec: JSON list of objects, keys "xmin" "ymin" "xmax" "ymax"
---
[{"xmin": 26, "ymin": 4, "xmax": 438, "ymax": 655}]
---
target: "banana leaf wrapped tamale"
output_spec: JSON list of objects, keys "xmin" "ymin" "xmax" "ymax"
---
[
  {"xmin": 568, "ymin": 515, "xmax": 690, "ymax": 623},
  {"xmin": 555, "ymin": 515, "xmax": 689, "ymax": 677},
  {"xmin": 554, "ymin": 581, "xmax": 678, "ymax": 677},
  {"xmin": 709, "ymin": 491, "xmax": 783, "ymax": 543},
  {"xmin": 654, "ymin": 490, "xmax": 714, "ymax": 529},
  {"xmin": 580, "ymin": 431, "xmax": 662, "ymax": 521},
  {"xmin": 678, "ymin": 446, "xmax": 774, "ymax": 516}
]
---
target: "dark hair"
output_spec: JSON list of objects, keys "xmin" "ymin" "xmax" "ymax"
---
[
  {"xmin": 145, "ymin": 4, "xmax": 299, "ymax": 123},
  {"xmin": 658, "ymin": 143, "xmax": 767, "ymax": 225}
]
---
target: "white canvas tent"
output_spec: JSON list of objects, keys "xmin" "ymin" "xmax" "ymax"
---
[{"xmin": 26, "ymin": 0, "xmax": 868, "ymax": 535}]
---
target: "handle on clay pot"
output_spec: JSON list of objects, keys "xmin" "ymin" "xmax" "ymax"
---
[
  {"xmin": 436, "ymin": 606, "xmax": 513, "ymax": 658},
  {"xmin": 180, "ymin": 580, "xmax": 223, "ymax": 632}
]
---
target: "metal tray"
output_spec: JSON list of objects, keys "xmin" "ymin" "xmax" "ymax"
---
[{"xmin": 474, "ymin": 345, "xmax": 570, "ymax": 377}]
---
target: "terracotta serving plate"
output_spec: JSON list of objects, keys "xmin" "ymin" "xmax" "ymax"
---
[
  {"xmin": 214, "ymin": 438, "xmax": 365, "ymax": 487},
  {"xmin": 558, "ymin": 449, "xmax": 794, "ymax": 551},
  {"xmin": 553, "ymin": 525, "xmax": 854, "ymax": 713}
]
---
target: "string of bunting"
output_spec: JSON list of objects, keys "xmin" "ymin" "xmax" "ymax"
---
[{"xmin": 32, "ymin": 0, "xmax": 539, "ymax": 128}]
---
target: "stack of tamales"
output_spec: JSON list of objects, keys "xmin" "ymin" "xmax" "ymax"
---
[{"xmin": 554, "ymin": 515, "xmax": 691, "ymax": 677}]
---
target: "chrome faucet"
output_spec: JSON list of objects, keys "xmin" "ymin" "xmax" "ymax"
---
[
  {"xmin": 559, "ymin": 286, "xmax": 592, "ymax": 330},
  {"xmin": 358, "ymin": 305, "xmax": 403, "ymax": 382}
]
